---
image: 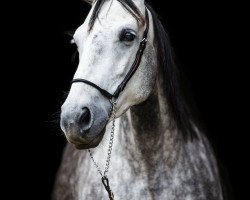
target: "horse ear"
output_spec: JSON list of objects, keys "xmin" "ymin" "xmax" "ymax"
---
[
  {"xmin": 133, "ymin": 0, "xmax": 145, "ymax": 10},
  {"xmin": 135, "ymin": 0, "xmax": 145, "ymax": 3},
  {"xmin": 83, "ymin": 0, "xmax": 94, "ymax": 5}
]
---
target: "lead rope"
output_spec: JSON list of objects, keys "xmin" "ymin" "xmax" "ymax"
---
[{"xmin": 88, "ymin": 98, "xmax": 117, "ymax": 200}]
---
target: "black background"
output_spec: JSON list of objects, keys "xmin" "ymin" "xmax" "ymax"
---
[{"xmin": 5, "ymin": 0, "xmax": 245, "ymax": 199}]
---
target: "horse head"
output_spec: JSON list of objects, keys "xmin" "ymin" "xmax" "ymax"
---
[{"xmin": 60, "ymin": 0, "xmax": 157, "ymax": 149}]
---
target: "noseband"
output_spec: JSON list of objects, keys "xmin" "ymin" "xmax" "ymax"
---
[{"xmin": 71, "ymin": 9, "xmax": 149, "ymax": 100}]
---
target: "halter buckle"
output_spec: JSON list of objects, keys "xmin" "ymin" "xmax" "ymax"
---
[{"xmin": 141, "ymin": 38, "xmax": 148, "ymax": 43}]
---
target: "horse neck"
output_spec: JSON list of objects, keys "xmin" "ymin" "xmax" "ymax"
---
[{"xmin": 119, "ymin": 68, "xmax": 183, "ymax": 170}]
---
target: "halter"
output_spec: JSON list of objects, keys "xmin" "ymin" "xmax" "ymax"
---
[
  {"xmin": 71, "ymin": 9, "xmax": 149, "ymax": 200},
  {"xmin": 71, "ymin": 9, "xmax": 149, "ymax": 100}
]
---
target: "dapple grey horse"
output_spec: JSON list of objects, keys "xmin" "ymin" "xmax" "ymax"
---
[{"xmin": 53, "ymin": 0, "xmax": 224, "ymax": 199}]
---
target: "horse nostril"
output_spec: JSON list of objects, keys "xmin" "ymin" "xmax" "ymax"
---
[{"xmin": 79, "ymin": 107, "xmax": 91, "ymax": 132}]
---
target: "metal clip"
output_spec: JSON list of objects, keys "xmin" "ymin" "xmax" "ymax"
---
[{"xmin": 102, "ymin": 176, "xmax": 115, "ymax": 200}]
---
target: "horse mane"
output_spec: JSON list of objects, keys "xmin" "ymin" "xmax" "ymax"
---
[
  {"xmin": 88, "ymin": 0, "xmax": 199, "ymax": 140},
  {"xmin": 146, "ymin": 4, "xmax": 199, "ymax": 140},
  {"xmin": 89, "ymin": 0, "xmax": 144, "ymax": 31}
]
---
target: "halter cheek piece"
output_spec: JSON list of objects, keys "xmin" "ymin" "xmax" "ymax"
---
[{"xmin": 71, "ymin": 9, "xmax": 149, "ymax": 100}]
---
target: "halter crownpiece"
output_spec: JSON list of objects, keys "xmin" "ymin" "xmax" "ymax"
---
[{"xmin": 71, "ymin": 9, "xmax": 149, "ymax": 100}]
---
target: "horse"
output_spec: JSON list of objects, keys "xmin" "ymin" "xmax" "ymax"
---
[{"xmin": 53, "ymin": 0, "xmax": 224, "ymax": 199}]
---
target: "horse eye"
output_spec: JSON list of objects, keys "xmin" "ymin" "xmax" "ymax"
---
[{"xmin": 120, "ymin": 30, "xmax": 136, "ymax": 42}]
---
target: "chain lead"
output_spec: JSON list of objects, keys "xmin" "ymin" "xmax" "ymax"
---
[
  {"xmin": 88, "ymin": 99, "xmax": 117, "ymax": 199},
  {"xmin": 104, "ymin": 99, "xmax": 116, "ymax": 176}
]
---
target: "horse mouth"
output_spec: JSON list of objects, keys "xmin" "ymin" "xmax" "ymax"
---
[{"xmin": 72, "ymin": 128, "xmax": 106, "ymax": 150}]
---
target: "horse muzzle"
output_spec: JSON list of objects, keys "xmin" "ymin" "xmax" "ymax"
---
[{"xmin": 60, "ymin": 98, "xmax": 110, "ymax": 149}]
